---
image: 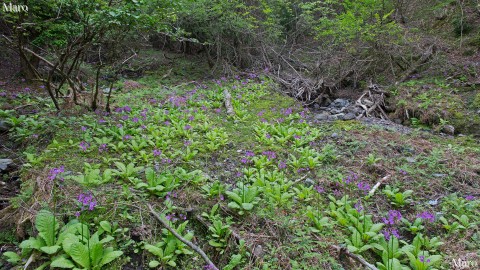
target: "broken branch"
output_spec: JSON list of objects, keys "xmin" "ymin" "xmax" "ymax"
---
[{"xmin": 147, "ymin": 204, "xmax": 219, "ymax": 270}]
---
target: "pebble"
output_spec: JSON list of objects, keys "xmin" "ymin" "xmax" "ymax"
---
[
  {"xmin": 432, "ymin": 173, "xmax": 447, "ymax": 178},
  {"xmin": 342, "ymin": 113, "xmax": 355, "ymax": 120},
  {"xmin": 304, "ymin": 178, "xmax": 315, "ymax": 187},
  {"xmin": 0, "ymin": 159, "xmax": 13, "ymax": 172},
  {"xmin": 331, "ymin": 133, "xmax": 339, "ymax": 139},
  {"xmin": 406, "ymin": 157, "xmax": 416, "ymax": 163},
  {"xmin": 314, "ymin": 113, "xmax": 329, "ymax": 121}
]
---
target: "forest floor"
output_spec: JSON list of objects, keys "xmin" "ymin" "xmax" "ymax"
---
[{"xmin": 0, "ymin": 53, "xmax": 480, "ymax": 270}]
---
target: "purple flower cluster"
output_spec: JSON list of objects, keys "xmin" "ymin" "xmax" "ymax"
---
[
  {"xmin": 465, "ymin": 195, "xmax": 475, "ymax": 201},
  {"xmin": 343, "ymin": 172, "xmax": 359, "ymax": 185},
  {"xmin": 153, "ymin": 149, "xmax": 162, "ymax": 157},
  {"xmin": 278, "ymin": 161, "xmax": 287, "ymax": 169},
  {"xmin": 383, "ymin": 227, "xmax": 400, "ymax": 240},
  {"xmin": 357, "ymin": 181, "xmax": 371, "ymax": 194},
  {"xmin": 383, "ymin": 210, "xmax": 403, "ymax": 225},
  {"xmin": 419, "ymin": 255, "xmax": 431, "ymax": 263},
  {"xmin": 354, "ymin": 200, "xmax": 364, "ymax": 212},
  {"xmin": 283, "ymin": 107, "xmax": 293, "ymax": 116},
  {"xmin": 315, "ymin": 185, "xmax": 324, "ymax": 194},
  {"xmin": 165, "ymin": 212, "xmax": 186, "ymax": 222},
  {"xmin": 48, "ymin": 166, "xmax": 65, "ymax": 181},
  {"xmin": 417, "ymin": 211, "xmax": 435, "ymax": 223},
  {"xmin": 115, "ymin": 106, "xmax": 131, "ymax": 113},
  {"xmin": 98, "ymin": 144, "xmax": 108, "ymax": 153},
  {"xmin": 76, "ymin": 192, "xmax": 97, "ymax": 217},
  {"xmin": 165, "ymin": 191, "xmax": 177, "ymax": 200},
  {"xmin": 79, "ymin": 141, "xmax": 90, "ymax": 151},
  {"xmin": 382, "ymin": 210, "xmax": 402, "ymax": 240},
  {"xmin": 168, "ymin": 95, "xmax": 187, "ymax": 107},
  {"xmin": 262, "ymin": 151, "xmax": 276, "ymax": 160}
]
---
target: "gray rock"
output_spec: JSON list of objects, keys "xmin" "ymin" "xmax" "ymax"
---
[
  {"xmin": 0, "ymin": 120, "xmax": 11, "ymax": 132},
  {"xmin": 331, "ymin": 133, "xmax": 339, "ymax": 139},
  {"xmin": 329, "ymin": 99, "xmax": 349, "ymax": 108},
  {"xmin": 393, "ymin": 118, "xmax": 402, "ymax": 124},
  {"xmin": 346, "ymin": 106, "xmax": 363, "ymax": 115},
  {"xmin": 428, "ymin": 200, "xmax": 439, "ymax": 206},
  {"xmin": 406, "ymin": 157, "xmax": 416, "ymax": 163},
  {"xmin": 432, "ymin": 173, "xmax": 447, "ymax": 178},
  {"xmin": 315, "ymin": 113, "xmax": 330, "ymax": 121},
  {"xmin": 342, "ymin": 113, "xmax": 355, "ymax": 120},
  {"xmin": 329, "ymin": 113, "xmax": 345, "ymax": 121},
  {"xmin": 441, "ymin": 125, "xmax": 455, "ymax": 135},
  {"xmin": 0, "ymin": 159, "xmax": 13, "ymax": 172},
  {"xmin": 476, "ymin": 110, "xmax": 480, "ymax": 115},
  {"xmin": 304, "ymin": 178, "xmax": 315, "ymax": 187}
]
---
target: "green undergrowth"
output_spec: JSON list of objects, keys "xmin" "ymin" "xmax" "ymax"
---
[
  {"xmin": 389, "ymin": 78, "xmax": 480, "ymax": 136},
  {"xmin": 1, "ymin": 72, "xmax": 480, "ymax": 270}
]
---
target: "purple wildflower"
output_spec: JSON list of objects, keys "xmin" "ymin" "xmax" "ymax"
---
[
  {"xmin": 265, "ymin": 133, "xmax": 271, "ymax": 139},
  {"xmin": 382, "ymin": 228, "xmax": 400, "ymax": 240},
  {"xmin": 315, "ymin": 185, "xmax": 324, "ymax": 194},
  {"xmin": 465, "ymin": 195, "xmax": 475, "ymax": 201},
  {"xmin": 132, "ymin": 117, "xmax": 139, "ymax": 123},
  {"xmin": 283, "ymin": 107, "xmax": 293, "ymax": 116},
  {"xmin": 81, "ymin": 126, "xmax": 87, "ymax": 132},
  {"xmin": 357, "ymin": 181, "xmax": 371, "ymax": 193},
  {"xmin": 123, "ymin": 135, "xmax": 132, "ymax": 140},
  {"xmin": 188, "ymin": 115, "xmax": 194, "ymax": 121},
  {"xmin": 417, "ymin": 211, "xmax": 435, "ymax": 223},
  {"xmin": 164, "ymin": 120, "xmax": 171, "ymax": 126},
  {"xmin": 153, "ymin": 149, "xmax": 162, "ymax": 157},
  {"xmin": 214, "ymin": 108, "xmax": 221, "ymax": 113},
  {"xmin": 278, "ymin": 161, "xmax": 287, "ymax": 169},
  {"xmin": 241, "ymin": 158, "xmax": 249, "ymax": 164},
  {"xmin": 383, "ymin": 210, "xmax": 403, "ymax": 225},
  {"xmin": 48, "ymin": 166, "xmax": 65, "ymax": 181},
  {"xmin": 354, "ymin": 200, "xmax": 364, "ymax": 212},
  {"xmin": 98, "ymin": 144, "xmax": 107, "ymax": 153},
  {"xmin": 184, "ymin": 125, "xmax": 192, "ymax": 130},
  {"xmin": 184, "ymin": 140, "xmax": 192, "ymax": 146},
  {"xmin": 419, "ymin": 256, "xmax": 431, "ymax": 263},
  {"xmin": 77, "ymin": 192, "xmax": 97, "ymax": 212},
  {"xmin": 262, "ymin": 151, "xmax": 276, "ymax": 160},
  {"xmin": 245, "ymin": 151, "xmax": 255, "ymax": 157},
  {"xmin": 79, "ymin": 141, "xmax": 90, "ymax": 151}
]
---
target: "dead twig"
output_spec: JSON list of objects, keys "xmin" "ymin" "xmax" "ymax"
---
[
  {"xmin": 368, "ymin": 174, "xmax": 392, "ymax": 197},
  {"xmin": 147, "ymin": 204, "xmax": 219, "ymax": 270},
  {"xmin": 331, "ymin": 245, "xmax": 379, "ymax": 270}
]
